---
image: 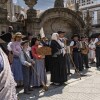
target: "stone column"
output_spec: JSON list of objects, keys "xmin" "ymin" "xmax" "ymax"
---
[
  {"xmin": 0, "ymin": 0, "xmax": 9, "ymax": 33},
  {"xmin": 24, "ymin": 0, "xmax": 39, "ymax": 34}
]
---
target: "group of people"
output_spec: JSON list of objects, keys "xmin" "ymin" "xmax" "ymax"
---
[{"xmin": 0, "ymin": 30, "xmax": 100, "ymax": 99}]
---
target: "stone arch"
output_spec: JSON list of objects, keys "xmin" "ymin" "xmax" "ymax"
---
[{"xmin": 39, "ymin": 8, "xmax": 85, "ymax": 38}]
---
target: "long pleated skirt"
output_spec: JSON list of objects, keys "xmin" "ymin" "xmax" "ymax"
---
[
  {"xmin": 32, "ymin": 59, "xmax": 47, "ymax": 87},
  {"xmin": 51, "ymin": 54, "xmax": 67, "ymax": 83},
  {"xmin": 11, "ymin": 56, "xmax": 23, "ymax": 83}
]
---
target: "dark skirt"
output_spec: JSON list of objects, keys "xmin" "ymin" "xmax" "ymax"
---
[
  {"xmin": 50, "ymin": 54, "xmax": 67, "ymax": 83},
  {"xmin": 45, "ymin": 55, "xmax": 52, "ymax": 72}
]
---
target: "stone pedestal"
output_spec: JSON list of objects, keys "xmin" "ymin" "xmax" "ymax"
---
[{"xmin": 24, "ymin": 0, "xmax": 38, "ymax": 34}]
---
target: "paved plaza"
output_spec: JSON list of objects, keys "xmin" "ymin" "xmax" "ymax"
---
[{"xmin": 18, "ymin": 64, "xmax": 100, "ymax": 100}]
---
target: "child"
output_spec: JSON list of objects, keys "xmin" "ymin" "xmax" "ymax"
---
[{"xmin": 20, "ymin": 40, "xmax": 35, "ymax": 94}]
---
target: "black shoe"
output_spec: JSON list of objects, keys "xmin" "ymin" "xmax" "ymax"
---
[
  {"xmin": 24, "ymin": 91, "xmax": 31, "ymax": 94},
  {"xmin": 96, "ymin": 66, "xmax": 100, "ymax": 68},
  {"xmin": 79, "ymin": 69, "xmax": 83, "ymax": 71},
  {"xmin": 29, "ymin": 88, "xmax": 34, "ymax": 91},
  {"xmin": 90, "ymin": 62, "xmax": 95, "ymax": 64},
  {"xmin": 86, "ymin": 66, "xmax": 91, "ymax": 68},
  {"xmin": 67, "ymin": 73, "xmax": 72, "ymax": 75}
]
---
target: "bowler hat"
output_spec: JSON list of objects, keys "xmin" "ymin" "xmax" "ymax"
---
[
  {"xmin": 71, "ymin": 34, "xmax": 80, "ymax": 39},
  {"xmin": 57, "ymin": 31, "xmax": 65, "ymax": 34}
]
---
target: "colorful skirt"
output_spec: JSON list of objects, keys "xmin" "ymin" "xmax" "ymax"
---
[
  {"xmin": 32, "ymin": 59, "xmax": 47, "ymax": 87},
  {"xmin": 11, "ymin": 56, "xmax": 23, "ymax": 82}
]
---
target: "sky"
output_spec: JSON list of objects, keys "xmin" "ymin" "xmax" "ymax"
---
[{"xmin": 13, "ymin": 0, "xmax": 66, "ymax": 10}]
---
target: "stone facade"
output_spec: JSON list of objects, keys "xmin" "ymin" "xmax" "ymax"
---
[
  {"xmin": 26, "ymin": 8, "xmax": 85, "ymax": 38},
  {"xmin": 66, "ymin": 0, "xmax": 100, "ymax": 33},
  {"xmin": 0, "ymin": 0, "xmax": 85, "ymax": 38}
]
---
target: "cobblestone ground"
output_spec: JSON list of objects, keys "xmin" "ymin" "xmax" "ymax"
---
[{"xmin": 18, "ymin": 64, "xmax": 100, "ymax": 100}]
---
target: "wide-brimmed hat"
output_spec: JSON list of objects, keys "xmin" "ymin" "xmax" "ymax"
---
[
  {"xmin": 0, "ymin": 32, "xmax": 12, "ymax": 43},
  {"xmin": 13, "ymin": 32, "xmax": 26, "ymax": 39},
  {"xmin": 13, "ymin": 32, "xmax": 22, "ymax": 38}
]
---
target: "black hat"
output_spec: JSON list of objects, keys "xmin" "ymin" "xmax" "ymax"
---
[
  {"xmin": 57, "ymin": 31, "xmax": 65, "ymax": 34},
  {"xmin": 90, "ymin": 33, "xmax": 100, "ymax": 38},
  {"xmin": 0, "ymin": 32, "xmax": 12, "ymax": 43},
  {"xmin": 81, "ymin": 36, "xmax": 87, "ymax": 39},
  {"xmin": 71, "ymin": 34, "xmax": 80, "ymax": 39},
  {"xmin": 21, "ymin": 40, "xmax": 29, "ymax": 46}
]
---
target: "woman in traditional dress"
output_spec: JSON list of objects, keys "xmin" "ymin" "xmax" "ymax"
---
[
  {"xmin": 50, "ymin": 33, "xmax": 67, "ymax": 85},
  {"xmin": 0, "ymin": 33, "xmax": 17, "ymax": 100},
  {"xmin": 89, "ymin": 38, "xmax": 96, "ymax": 64},
  {"xmin": 11, "ymin": 32, "xmax": 23, "ymax": 87},
  {"xmin": 31, "ymin": 38, "xmax": 47, "ymax": 87}
]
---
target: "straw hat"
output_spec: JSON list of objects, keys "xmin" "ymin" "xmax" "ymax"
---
[
  {"xmin": 13, "ymin": 32, "xmax": 22, "ymax": 38},
  {"xmin": 13, "ymin": 32, "xmax": 26, "ymax": 39}
]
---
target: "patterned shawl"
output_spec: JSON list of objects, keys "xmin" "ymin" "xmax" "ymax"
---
[{"xmin": 0, "ymin": 48, "xmax": 17, "ymax": 100}]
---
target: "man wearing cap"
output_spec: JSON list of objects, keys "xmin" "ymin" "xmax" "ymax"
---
[
  {"xmin": 70, "ymin": 34, "xmax": 83, "ymax": 71},
  {"xmin": 20, "ymin": 40, "xmax": 35, "ymax": 94},
  {"xmin": 0, "ymin": 33, "xmax": 17, "ymax": 100}
]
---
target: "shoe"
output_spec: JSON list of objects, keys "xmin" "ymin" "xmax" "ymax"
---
[
  {"xmin": 79, "ymin": 69, "xmax": 83, "ymax": 71},
  {"xmin": 96, "ymin": 66, "xmax": 100, "ymax": 68},
  {"xmin": 90, "ymin": 62, "xmax": 95, "ymax": 64},
  {"xmin": 54, "ymin": 83, "xmax": 60, "ymax": 86},
  {"xmin": 86, "ymin": 66, "xmax": 91, "ymax": 68},
  {"xmin": 29, "ymin": 88, "xmax": 34, "ymax": 91},
  {"xmin": 67, "ymin": 73, "xmax": 72, "ymax": 75},
  {"xmin": 24, "ymin": 91, "xmax": 31, "ymax": 94}
]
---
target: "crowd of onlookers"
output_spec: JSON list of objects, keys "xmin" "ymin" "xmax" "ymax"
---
[{"xmin": 0, "ymin": 29, "xmax": 100, "ymax": 95}]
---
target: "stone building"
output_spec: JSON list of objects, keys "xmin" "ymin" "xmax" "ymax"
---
[
  {"xmin": 0, "ymin": 0, "xmax": 85, "ymax": 38},
  {"xmin": 66, "ymin": 0, "xmax": 100, "ymax": 33}
]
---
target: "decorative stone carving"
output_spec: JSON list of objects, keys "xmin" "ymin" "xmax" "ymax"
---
[
  {"xmin": 24, "ymin": 0, "xmax": 37, "ymax": 9},
  {"xmin": 0, "ymin": 0, "xmax": 8, "ymax": 8},
  {"xmin": 24, "ymin": 0, "xmax": 38, "ymax": 20},
  {"xmin": 43, "ymin": 18, "xmax": 72, "ymax": 38},
  {"xmin": 54, "ymin": 0, "xmax": 64, "ymax": 8},
  {"xmin": 39, "ymin": 8, "xmax": 85, "ymax": 37}
]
